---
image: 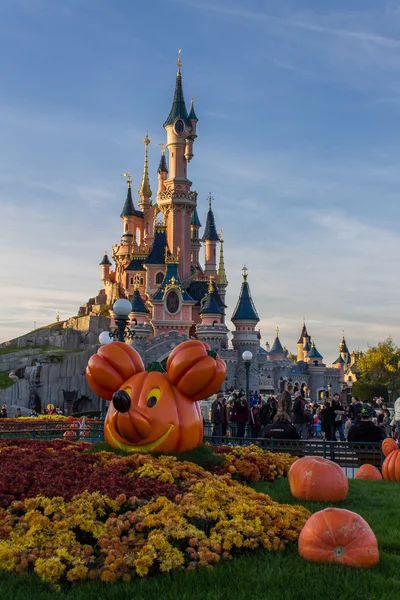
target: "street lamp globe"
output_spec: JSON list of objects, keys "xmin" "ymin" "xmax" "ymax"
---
[
  {"xmin": 99, "ymin": 331, "xmax": 113, "ymax": 345},
  {"xmin": 242, "ymin": 350, "xmax": 253, "ymax": 363},
  {"xmin": 113, "ymin": 299, "xmax": 132, "ymax": 317}
]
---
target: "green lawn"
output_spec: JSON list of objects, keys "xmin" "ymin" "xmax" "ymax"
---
[
  {"xmin": 0, "ymin": 478, "xmax": 399, "ymax": 600},
  {"xmin": 0, "ymin": 371, "xmax": 14, "ymax": 390}
]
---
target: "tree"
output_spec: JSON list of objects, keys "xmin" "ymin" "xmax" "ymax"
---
[
  {"xmin": 287, "ymin": 352, "xmax": 297, "ymax": 364},
  {"xmin": 357, "ymin": 337, "xmax": 400, "ymax": 397}
]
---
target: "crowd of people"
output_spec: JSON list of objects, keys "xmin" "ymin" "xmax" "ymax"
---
[{"xmin": 210, "ymin": 384, "xmax": 400, "ymax": 443}]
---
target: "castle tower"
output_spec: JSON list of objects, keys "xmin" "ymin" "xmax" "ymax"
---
[
  {"xmin": 202, "ymin": 193, "xmax": 219, "ymax": 278},
  {"xmin": 138, "ymin": 133, "xmax": 152, "ymax": 213},
  {"xmin": 231, "ymin": 266, "xmax": 260, "ymax": 391},
  {"xmin": 305, "ymin": 338, "xmax": 323, "ymax": 366},
  {"xmin": 99, "ymin": 251, "xmax": 112, "ymax": 282},
  {"xmin": 128, "ymin": 282, "xmax": 153, "ymax": 360},
  {"xmin": 190, "ymin": 207, "xmax": 202, "ymax": 266},
  {"xmin": 339, "ymin": 334, "xmax": 350, "ymax": 365},
  {"xmin": 196, "ymin": 276, "xmax": 229, "ymax": 352},
  {"xmin": 267, "ymin": 328, "xmax": 285, "ymax": 361},
  {"xmin": 157, "ymin": 145, "xmax": 168, "ymax": 193},
  {"xmin": 217, "ymin": 230, "xmax": 228, "ymax": 320},
  {"xmin": 297, "ymin": 321, "xmax": 309, "ymax": 362},
  {"xmin": 157, "ymin": 52, "xmax": 197, "ymax": 281}
]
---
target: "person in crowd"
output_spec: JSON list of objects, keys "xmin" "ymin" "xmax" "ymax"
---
[
  {"xmin": 263, "ymin": 411, "xmax": 300, "ymax": 440},
  {"xmin": 347, "ymin": 405, "xmax": 386, "ymax": 442},
  {"xmin": 304, "ymin": 404, "xmax": 314, "ymax": 439},
  {"xmin": 278, "ymin": 383, "xmax": 293, "ymax": 414},
  {"xmin": 259, "ymin": 394, "xmax": 277, "ymax": 428},
  {"xmin": 347, "ymin": 396, "xmax": 362, "ymax": 423},
  {"xmin": 393, "ymin": 396, "xmax": 400, "ymax": 441},
  {"xmin": 0, "ymin": 404, "xmax": 7, "ymax": 418},
  {"xmin": 231, "ymin": 395, "xmax": 249, "ymax": 438},
  {"xmin": 250, "ymin": 398, "xmax": 263, "ymax": 438},
  {"xmin": 211, "ymin": 392, "xmax": 228, "ymax": 438},
  {"xmin": 292, "ymin": 391, "xmax": 307, "ymax": 439},
  {"xmin": 319, "ymin": 402, "xmax": 334, "ymax": 440},
  {"xmin": 15, "ymin": 408, "xmax": 22, "ymax": 418},
  {"xmin": 331, "ymin": 394, "xmax": 345, "ymax": 441}
]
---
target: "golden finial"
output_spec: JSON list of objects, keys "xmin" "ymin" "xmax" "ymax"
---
[
  {"xmin": 217, "ymin": 231, "xmax": 228, "ymax": 286},
  {"xmin": 242, "ymin": 265, "xmax": 248, "ymax": 281},
  {"xmin": 133, "ymin": 276, "xmax": 140, "ymax": 291},
  {"xmin": 276, "ymin": 327, "xmax": 279, "ymax": 338},
  {"xmin": 312, "ymin": 337, "xmax": 316, "ymax": 348},
  {"xmin": 138, "ymin": 133, "xmax": 152, "ymax": 201},
  {"xmin": 122, "ymin": 172, "xmax": 132, "ymax": 188},
  {"xmin": 143, "ymin": 131, "xmax": 150, "ymax": 145},
  {"xmin": 219, "ymin": 228, "xmax": 223, "ymax": 241},
  {"xmin": 208, "ymin": 275, "xmax": 214, "ymax": 294},
  {"xmin": 159, "ymin": 142, "xmax": 165, "ymax": 155},
  {"xmin": 177, "ymin": 48, "xmax": 182, "ymax": 73}
]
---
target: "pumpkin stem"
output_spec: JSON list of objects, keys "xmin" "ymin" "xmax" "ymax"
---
[
  {"xmin": 207, "ymin": 350, "xmax": 218, "ymax": 360},
  {"xmin": 334, "ymin": 546, "xmax": 345, "ymax": 559},
  {"xmin": 147, "ymin": 361, "xmax": 165, "ymax": 373}
]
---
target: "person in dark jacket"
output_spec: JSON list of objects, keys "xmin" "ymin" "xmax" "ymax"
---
[
  {"xmin": 231, "ymin": 396, "xmax": 249, "ymax": 438},
  {"xmin": 278, "ymin": 384, "xmax": 293, "ymax": 414},
  {"xmin": 211, "ymin": 393, "xmax": 228, "ymax": 437},
  {"xmin": 319, "ymin": 403, "xmax": 334, "ymax": 440},
  {"xmin": 347, "ymin": 396, "xmax": 362, "ymax": 422},
  {"xmin": 264, "ymin": 411, "xmax": 300, "ymax": 440},
  {"xmin": 292, "ymin": 391, "xmax": 308, "ymax": 439},
  {"xmin": 259, "ymin": 395, "xmax": 277, "ymax": 427},
  {"xmin": 347, "ymin": 405, "xmax": 386, "ymax": 442},
  {"xmin": 331, "ymin": 394, "xmax": 345, "ymax": 441}
]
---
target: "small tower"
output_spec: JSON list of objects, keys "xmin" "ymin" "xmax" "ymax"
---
[
  {"xmin": 339, "ymin": 334, "xmax": 350, "ymax": 365},
  {"xmin": 138, "ymin": 133, "xmax": 152, "ymax": 212},
  {"xmin": 297, "ymin": 321, "xmax": 309, "ymax": 362},
  {"xmin": 267, "ymin": 327, "xmax": 285, "ymax": 361},
  {"xmin": 157, "ymin": 144, "xmax": 168, "ymax": 193},
  {"xmin": 190, "ymin": 206, "xmax": 202, "ymax": 266},
  {"xmin": 306, "ymin": 338, "xmax": 324, "ymax": 366},
  {"xmin": 197, "ymin": 276, "xmax": 229, "ymax": 352},
  {"xmin": 128, "ymin": 281, "xmax": 153, "ymax": 357},
  {"xmin": 202, "ymin": 193, "xmax": 219, "ymax": 278},
  {"xmin": 231, "ymin": 266, "xmax": 260, "ymax": 392},
  {"xmin": 100, "ymin": 251, "xmax": 112, "ymax": 282},
  {"xmin": 217, "ymin": 229, "xmax": 228, "ymax": 320}
]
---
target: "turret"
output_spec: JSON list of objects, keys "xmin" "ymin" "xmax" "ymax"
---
[
  {"xmin": 138, "ymin": 133, "xmax": 152, "ymax": 212},
  {"xmin": 339, "ymin": 334, "xmax": 350, "ymax": 365},
  {"xmin": 190, "ymin": 206, "xmax": 201, "ymax": 266},
  {"xmin": 99, "ymin": 251, "xmax": 112, "ymax": 282},
  {"xmin": 231, "ymin": 266, "xmax": 260, "ymax": 391},
  {"xmin": 196, "ymin": 276, "xmax": 228, "ymax": 352},
  {"xmin": 157, "ymin": 144, "xmax": 168, "ymax": 193},
  {"xmin": 267, "ymin": 328, "xmax": 285, "ymax": 361},
  {"xmin": 217, "ymin": 229, "xmax": 228, "ymax": 323},
  {"xmin": 306, "ymin": 338, "xmax": 323, "ymax": 366},
  {"xmin": 202, "ymin": 193, "xmax": 219, "ymax": 278},
  {"xmin": 296, "ymin": 321, "xmax": 309, "ymax": 362}
]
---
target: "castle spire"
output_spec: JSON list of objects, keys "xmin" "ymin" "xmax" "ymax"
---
[
  {"xmin": 163, "ymin": 50, "xmax": 191, "ymax": 129},
  {"xmin": 202, "ymin": 193, "xmax": 219, "ymax": 241},
  {"xmin": 217, "ymin": 229, "xmax": 228, "ymax": 286},
  {"xmin": 231, "ymin": 267, "xmax": 259, "ymax": 324},
  {"xmin": 120, "ymin": 172, "xmax": 135, "ymax": 217},
  {"xmin": 138, "ymin": 132, "xmax": 152, "ymax": 210}
]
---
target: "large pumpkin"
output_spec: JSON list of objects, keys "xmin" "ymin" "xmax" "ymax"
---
[
  {"xmin": 86, "ymin": 340, "xmax": 226, "ymax": 453},
  {"xmin": 288, "ymin": 456, "xmax": 348, "ymax": 502},
  {"xmin": 382, "ymin": 438, "xmax": 398, "ymax": 457},
  {"xmin": 355, "ymin": 464, "xmax": 382, "ymax": 481},
  {"xmin": 382, "ymin": 449, "xmax": 400, "ymax": 481},
  {"xmin": 299, "ymin": 508, "xmax": 379, "ymax": 567}
]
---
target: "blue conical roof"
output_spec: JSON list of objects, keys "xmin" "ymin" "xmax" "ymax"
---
[
  {"xmin": 188, "ymin": 98, "xmax": 198, "ymax": 121},
  {"xmin": 163, "ymin": 69, "xmax": 192, "ymax": 129},
  {"xmin": 303, "ymin": 339, "xmax": 311, "ymax": 351},
  {"xmin": 269, "ymin": 335, "xmax": 284, "ymax": 355},
  {"xmin": 131, "ymin": 289, "xmax": 150, "ymax": 314},
  {"xmin": 146, "ymin": 227, "xmax": 168, "ymax": 265},
  {"xmin": 158, "ymin": 152, "xmax": 168, "ymax": 174},
  {"xmin": 231, "ymin": 279, "xmax": 259, "ymax": 323},
  {"xmin": 191, "ymin": 207, "xmax": 201, "ymax": 227},
  {"xmin": 152, "ymin": 262, "xmax": 194, "ymax": 302},
  {"xmin": 200, "ymin": 286, "xmax": 222, "ymax": 315},
  {"xmin": 332, "ymin": 355, "xmax": 345, "ymax": 365},
  {"xmin": 99, "ymin": 252, "xmax": 112, "ymax": 266},
  {"xmin": 120, "ymin": 187, "xmax": 135, "ymax": 217},
  {"xmin": 308, "ymin": 341, "xmax": 323, "ymax": 359},
  {"xmin": 297, "ymin": 322, "xmax": 308, "ymax": 344},
  {"xmin": 202, "ymin": 203, "xmax": 219, "ymax": 241}
]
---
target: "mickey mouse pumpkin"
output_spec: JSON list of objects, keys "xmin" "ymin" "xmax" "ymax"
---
[{"xmin": 86, "ymin": 339, "xmax": 226, "ymax": 453}]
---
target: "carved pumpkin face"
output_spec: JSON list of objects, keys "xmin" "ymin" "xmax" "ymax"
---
[
  {"xmin": 86, "ymin": 340, "xmax": 225, "ymax": 454},
  {"xmin": 105, "ymin": 371, "xmax": 203, "ymax": 453}
]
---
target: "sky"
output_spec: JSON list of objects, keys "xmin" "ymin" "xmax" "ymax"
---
[{"xmin": 1, "ymin": 0, "xmax": 400, "ymax": 362}]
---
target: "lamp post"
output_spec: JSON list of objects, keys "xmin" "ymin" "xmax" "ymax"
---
[
  {"xmin": 242, "ymin": 350, "xmax": 253, "ymax": 409},
  {"xmin": 112, "ymin": 299, "xmax": 135, "ymax": 342}
]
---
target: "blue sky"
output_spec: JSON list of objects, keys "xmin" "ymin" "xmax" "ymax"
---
[{"xmin": 1, "ymin": 0, "xmax": 400, "ymax": 362}]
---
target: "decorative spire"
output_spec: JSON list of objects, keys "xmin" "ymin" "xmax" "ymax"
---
[
  {"xmin": 297, "ymin": 320, "xmax": 309, "ymax": 344},
  {"xmin": 208, "ymin": 275, "xmax": 214, "ymax": 294},
  {"xmin": 269, "ymin": 328, "xmax": 284, "ymax": 355},
  {"xmin": 100, "ymin": 251, "xmax": 112, "ymax": 266},
  {"xmin": 202, "ymin": 193, "xmax": 219, "ymax": 241},
  {"xmin": 163, "ymin": 51, "xmax": 192, "ymax": 129},
  {"xmin": 307, "ymin": 338, "xmax": 323, "ymax": 360},
  {"xmin": 276, "ymin": 326, "xmax": 279, "ymax": 337},
  {"xmin": 158, "ymin": 143, "xmax": 168, "ymax": 174},
  {"xmin": 138, "ymin": 133, "xmax": 152, "ymax": 201},
  {"xmin": 189, "ymin": 97, "xmax": 198, "ymax": 121},
  {"xmin": 217, "ymin": 230, "xmax": 228, "ymax": 286},
  {"xmin": 120, "ymin": 173, "xmax": 136, "ymax": 217},
  {"xmin": 231, "ymin": 268, "xmax": 259, "ymax": 323}
]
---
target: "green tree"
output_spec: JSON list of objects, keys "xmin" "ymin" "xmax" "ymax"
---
[
  {"xmin": 357, "ymin": 337, "xmax": 400, "ymax": 397},
  {"xmin": 287, "ymin": 352, "xmax": 297, "ymax": 364}
]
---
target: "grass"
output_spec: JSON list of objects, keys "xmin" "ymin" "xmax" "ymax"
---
[
  {"xmin": 0, "ymin": 478, "xmax": 399, "ymax": 599},
  {"xmin": 0, "ymin": 371, "xmax": 14, "ymax": 390}
]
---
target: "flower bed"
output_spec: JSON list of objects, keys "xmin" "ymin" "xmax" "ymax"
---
[{"xmin": 211, "ymin": 444, "xmax": 297, "ymax": 482}]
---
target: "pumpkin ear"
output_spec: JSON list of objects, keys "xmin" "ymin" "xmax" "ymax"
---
[
  {"xmin": 86, "ymin": 342, "xmax": 144, "ymax": 400},
  {"xmin": 166, "ymin": 340, "xmax": 226, "ymax": 401}
]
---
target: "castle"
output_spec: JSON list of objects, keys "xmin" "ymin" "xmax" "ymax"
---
[{"xmin": 82, "ymin": 56, "xmax": 357, "ymax": 402}]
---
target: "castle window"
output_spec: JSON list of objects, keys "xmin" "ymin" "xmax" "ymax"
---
[
  {"xmin": 136, "ymin": 229, "xmax": 141, "ymax": 245},
  {"xmin": 155, "ymin": 271, "xmax": 164, "ymax": 285},
  {"xmin": 125, "ymin": 223, "xmax": 128, "ymax": 233},
  {"xmin": 129, "ymin": 277, "xmax": 134, "ymax": 285},
  {"xmin": 140, "ymin": 277, "xmax": 144, "ymax": 285}
]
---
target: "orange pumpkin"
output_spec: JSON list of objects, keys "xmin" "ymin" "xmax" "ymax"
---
[
  {"xmin": 382, "ymin": 438, "xmax": 398, "ymax": 457},
  {"xmin": 382, "ymin": 449, "xmax": 400, "ymax": 481},
  {"xmin": 86, "ymin": 340, "xmax": 226, "ymax": 453},
  {"xmin": 356, "ymin": 464, "xmax": 382, "ymax": 481},
  {"xmin": 299, "ymin": 508, "xmax": 379, "ymax": 567},
  {"xmin": 288, "ymin": 456, "xmax": 348, "ymax": 502}
]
